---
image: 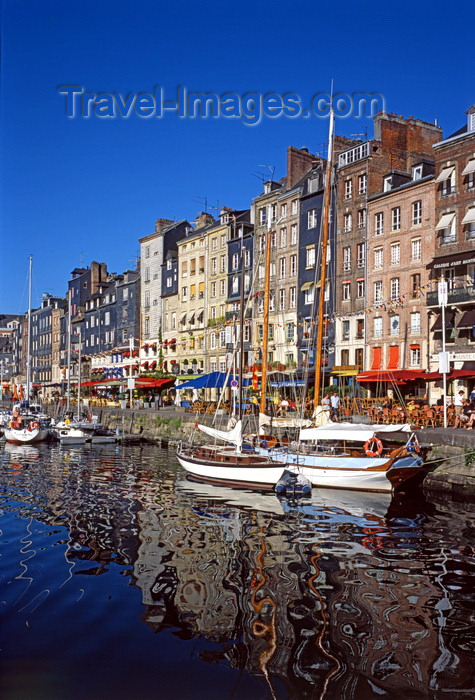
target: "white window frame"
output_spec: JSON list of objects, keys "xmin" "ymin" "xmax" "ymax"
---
[
  {"xmin": 410, "ymin": 347, "xmax": 421, "ymax": 366},
  {"xmin": 357, "ymin": 209, "xmax": 367, "ymax": 229},
  {"xmin": 412, "ymin": 200, "xmax": 422, "ymax": 226},
  {"xmin": 358, "ymin": 173, "xmax": 367, "ymax": 195},
  {"xmin": 343, "ymin": 247, "xmax": 351, "ymax": 271},
  {"xmin": 357, "ymin": 242, "xmax": 365, "ymax": 268},
  {"xmin": 410, "ymin": 312, "xmax": 421, "ymax": 334},
  {"xmin": 290, "ymin": 254, "xmax": 297, "ymax": 276},
  {"xmin": 374, "ymin": 317, "xmax": 383, "ymax": 338},
  {"xmin": 290, "ymin": 224, "xmax": 297, "ymax": 245},
  {"xmin": 390, "ymin": 243, "xmax": 400, "ymax": 266},
  {"xmin": 411, "ymin": 238, "xmax": 421, "ymax": 261},
  {"xmin": 374, "ymin": 248, "xmax": 383, "ymax": 269},
  {"xmin": 391, "ymin": 207, "xmax": 401, "ymax": 231},
  {"xmin": 308, "ymin": 209, "xmax": 317, "ymax": 229},
  {"xmin": 306, "ymin": 247, "xmax": 315, "ymax": 268},
  {"xmin": 374, "ymin": 280, "xmax": 383, "ymax": 303},
  {"xmin": 279, "ymin": 288, "xmax": 285, "ymax": 310},
  {"xmin": 289, "ymin": 286, "xmax": 296, "ymax": 308},
  {"xmin": 390, "ymin": 277, "xmax": 400, "ymax": 300}
]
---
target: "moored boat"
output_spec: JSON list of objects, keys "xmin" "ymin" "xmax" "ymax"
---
[
  {"xmin": 4, "ymin": 413, "xmax": 50, "ymax": 445},
  {"xmin": 257, "ymin": 423, "xmax": 425, "ymax": 493},
  {"xmin": 176, "ymin": 420, "xmax": 286, "ymax": 490}
]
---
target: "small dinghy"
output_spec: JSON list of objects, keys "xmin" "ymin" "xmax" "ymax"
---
[{"xmin": 275, "ymin": 470, "xmax": 312, "ymax": 499}]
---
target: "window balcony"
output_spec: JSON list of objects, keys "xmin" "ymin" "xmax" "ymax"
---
[
  {"xmin": 441, "ymin": 186, "xmax": 456, "ymax": 197},
  {"xmin": 427, "ymin": 286, "xmax": 475, "ymax": 307},
  {"xmin": 440, "ymin": 235, "xmax": 457, "ymax": 245}
]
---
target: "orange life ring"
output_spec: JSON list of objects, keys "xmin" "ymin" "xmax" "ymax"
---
[
  {"xmin": 364, "ymin": 437, "xmax": 383, "ymax": 457},
  {"xmin": 31, "ymin": 421, "xmax": 40, "ymax": 430}
]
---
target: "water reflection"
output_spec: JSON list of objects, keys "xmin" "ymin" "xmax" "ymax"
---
[{"xmin": 0, "ymin": 442, "xmax": 474, "ymax": 699}]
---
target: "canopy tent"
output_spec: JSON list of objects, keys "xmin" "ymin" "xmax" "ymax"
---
[
  {"xmin": 176, "ymin": 371, "xmax": 251, "ymax": 389},
  {"xmin": 299, "ymin": 422, "xmax": 412, "ymax": 442},
  {"xmin": 423, "ymin": 369, "xmax": 475, "ymax": 381}
]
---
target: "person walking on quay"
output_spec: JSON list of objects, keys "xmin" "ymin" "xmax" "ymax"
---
[
  {"xmin": 321, "ymin": 393, "xmax": 331, "ymax": 417},
  {"xmin": 330, "ymin": 391, "xmax": 340, "ymax": 421}
]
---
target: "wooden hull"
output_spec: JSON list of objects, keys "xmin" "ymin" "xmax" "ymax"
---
[{"xmin": 176, "ymin": 444, "xmax": 286, "ymax": 490}]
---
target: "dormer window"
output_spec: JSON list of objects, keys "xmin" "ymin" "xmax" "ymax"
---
[
  {"xmin": 412, "ymin": 165, "xmax": 423, "ymax": 181},
  {"xmin": 468, "ymin": 109, "xmax": 475, "ymax": 133},
  {"xmin": 383, "ymin": 175, "xmax": 392, "ymax": 192}
]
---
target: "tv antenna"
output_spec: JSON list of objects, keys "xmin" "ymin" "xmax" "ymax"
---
[
  {"xmin": 350, "ymin": 126, "xmax": 369, "ymax": 140},
  {"xmin": 193, "ymin": 196, "xmax": 219, "ymax": 214},
  {"xmin": 258, "ymin": 164, "xmax": 276, "ymax": 181}
]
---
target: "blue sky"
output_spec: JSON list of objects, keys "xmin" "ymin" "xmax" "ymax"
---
[{"xmin": 1, "ymin": 0, "xmax": 472, "ymax": 314}]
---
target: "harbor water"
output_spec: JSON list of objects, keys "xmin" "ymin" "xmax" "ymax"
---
[{"xmin": 0, "ymin": 442, "xmax": 474, "ymax": 699}]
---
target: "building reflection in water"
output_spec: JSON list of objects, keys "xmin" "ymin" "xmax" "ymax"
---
[{"xmin": 1, "ymin": 444, "xmax": 474, "ymax": 698}]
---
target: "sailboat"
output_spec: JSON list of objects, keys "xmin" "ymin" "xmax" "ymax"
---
[
  {"xmin": 176, "ymin": 217, "xmax": 288, "ymax": 489},
  {"xmin": 4, "ymin": 257, "xmax": 51, "ymax": 445}
]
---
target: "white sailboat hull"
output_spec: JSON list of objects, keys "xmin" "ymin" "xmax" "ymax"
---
[
  {"xmin": 176, "ymin": 445, "xmax": 286, "ymax": 489},
  {"xmin": 4, "ymin": 427, "xmax": 50, "ymax": 445}
]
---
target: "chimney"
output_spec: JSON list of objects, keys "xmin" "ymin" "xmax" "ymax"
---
[
  {"xmin": 287, "ymin": 146, "xmax": 319, "ymax": 189},
  {"xmin": 194, "ymin": 212, "xmax": 215, "ymax": 229},
  {"xmin": 154, "ymin": 218, "xmax": 174, "ymax": 233}
]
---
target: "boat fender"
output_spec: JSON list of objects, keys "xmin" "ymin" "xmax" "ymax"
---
[
  {"xmin": 65, "ymin": 419, "xmax": 70, "ymax": 425},
  {"xmin": 364, "ymin": 437, "xmax": 383, "ymax": 457},
  {"xmin": 406, "ymin": 440, "xmax": 421, "ymax": 453}
]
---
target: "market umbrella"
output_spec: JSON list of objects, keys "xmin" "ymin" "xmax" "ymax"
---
[{"xmin": 176, "ymin": 371, "xmax": 250, "ymax": 390}]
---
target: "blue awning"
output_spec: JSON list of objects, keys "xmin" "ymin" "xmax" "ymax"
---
[{"xmin": 176, "ymin": 371, "xmax": 250, "ymax": 389}]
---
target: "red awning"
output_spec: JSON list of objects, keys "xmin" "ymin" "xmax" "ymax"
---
[
  {"xmin": 356, "ymin": 369, "xmax": 426, "ymax": 383},
  {"xmin": 136, "ymin": 377, "xmax": 174, "ymax": 388}
]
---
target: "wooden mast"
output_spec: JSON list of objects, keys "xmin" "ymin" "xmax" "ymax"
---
[{"xmin": 313, "ymin": 107, "xmax": 335, "ymax": 412}]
